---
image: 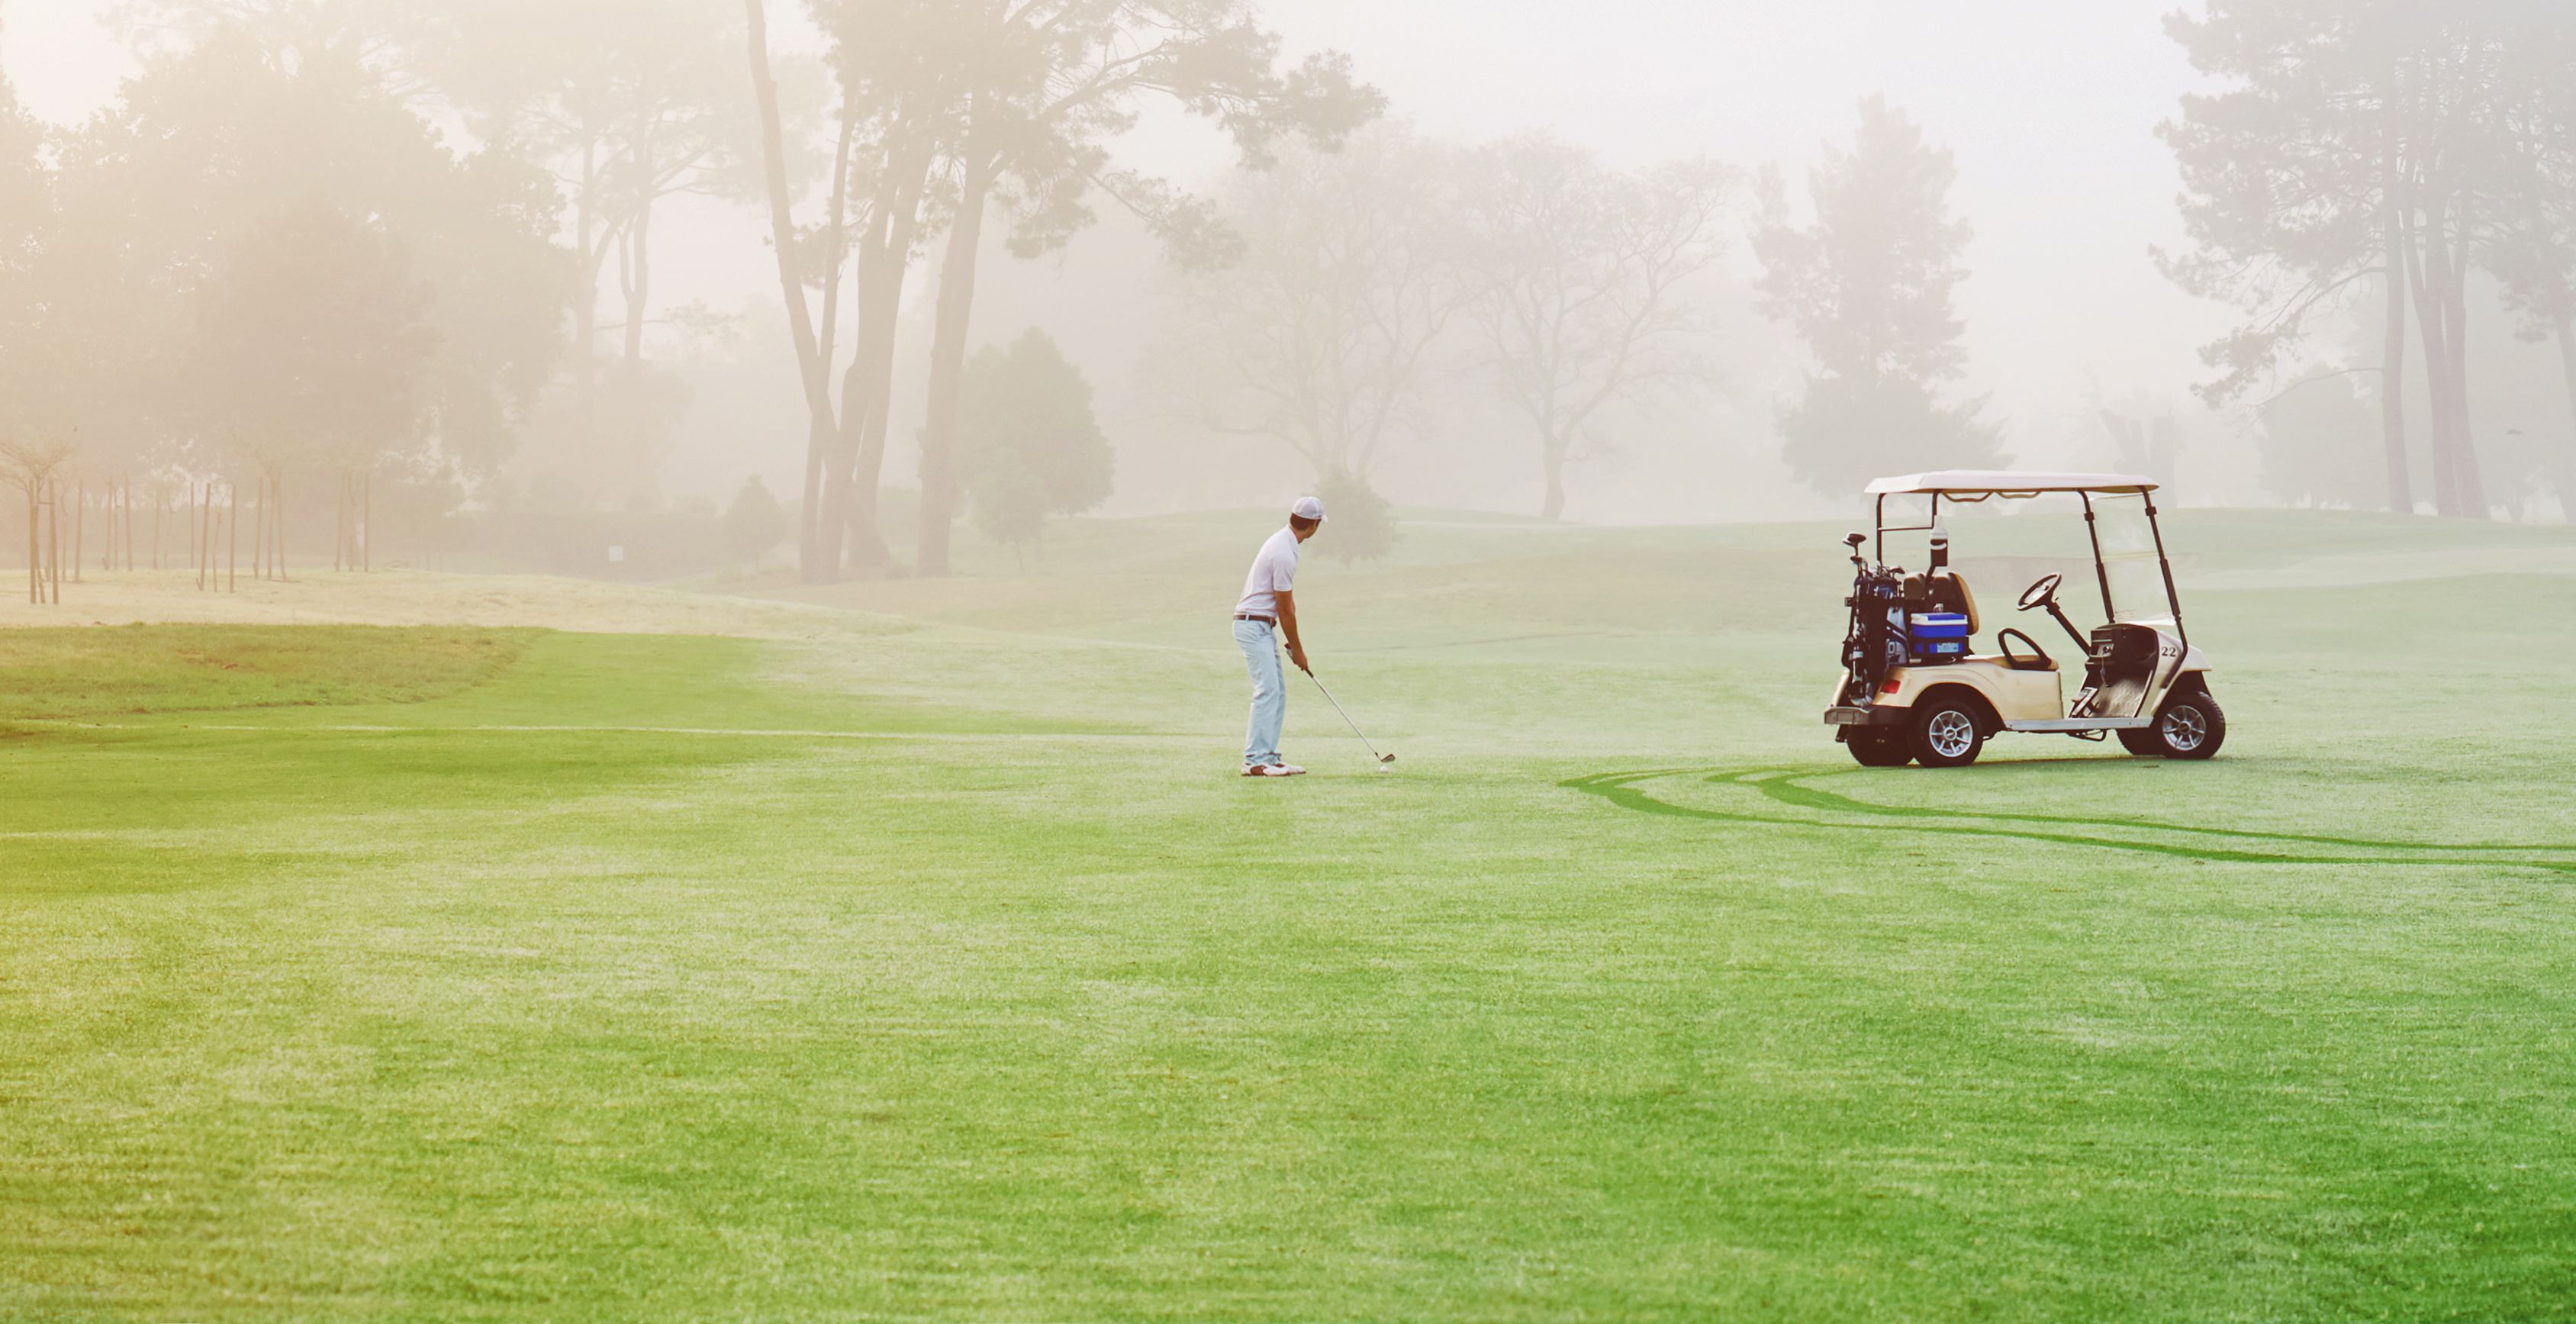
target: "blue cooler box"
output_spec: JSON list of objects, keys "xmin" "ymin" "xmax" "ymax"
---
[{"xmin": 1908, "ymin": 612, "xmax": 1969, "ymax": 663}]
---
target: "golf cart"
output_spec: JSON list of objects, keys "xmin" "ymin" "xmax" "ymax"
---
[{"xmin": 1822, "ymin": 470, "xmax": 2225, "ymax": 768}]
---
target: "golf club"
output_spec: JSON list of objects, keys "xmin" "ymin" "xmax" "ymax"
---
[{"xmin": 1296, "ymin": 661, "xmax": 1396, "ymax": 767}]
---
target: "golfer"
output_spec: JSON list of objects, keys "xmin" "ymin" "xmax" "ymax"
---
[{"xmin": 1233, "ymin": 496, "xmax": 1324, "ymax": 775}]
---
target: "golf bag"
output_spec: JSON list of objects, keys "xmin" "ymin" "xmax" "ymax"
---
[{"xmin": 1840, "ymin": 565, "xmax": 1908, "ymax": 703}]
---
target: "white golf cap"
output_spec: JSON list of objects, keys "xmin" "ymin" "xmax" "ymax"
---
[{"xmin": 1293, "ymin": 495, "xmax": 1326, "ymax": 521}]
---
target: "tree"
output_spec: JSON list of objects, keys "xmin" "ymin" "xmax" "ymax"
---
[
  {"xmin": 0, "ymin": 24, "xmax": 43, "ymax": 268},
  {"xmin": 32, "ymin": 23, "xmax": 568, "ymax": 494},
  {"xmin": 0, "ymin": 433, "xmax": 78, "ymax": 604},
  {"xmin": 2158, "ymin": 1, "xmax": 2410, "ymax": 511},
  {"xmin": 0, "ymin": 26, "xmax": 55, "ymax": 439},
  {"xmin": 434, "ymin": 0, "xmax": 760, "ymax": 494},
  {"xmin": 2161, "ymin": 0, "xmax": 2576, "ymax": 519},
  {"xmin": 953, "ymin": 329, "xmax": 1111, "ymax": 561},
  {"xmin": 191, "ymin": 204, "xmax": 440, "ymax": 568},
  {"xmin": 893, "ymin": 0, "xmax": 1380, "ymax": 577},
  {"xmin": 749, "ymin": 0, "xmax": 910, "ymax": 580},
  {"xmin": 1311, "ymin": 469, "xmax": 1396, "ymax": 565},
  {"xmin": 752, "ymin": 1, "xmax": 1375, "ymax": 579},
  {"xmin": 1753, "ymin": 97, "xmax": 2004, "ymax": 498},
  {"xmin": 1164, "ymin": 124, "xmax": 1464, "ymax": 483},
  {"xmin": 723, "ymin": 473, "xmax": 789, "ymax": 566},
  {"xmin": 800, "ymin": 0, "xmax": 960, "ymax": 577},
  {"xmin": 2256, "ymin": 369, "xmax": 2386, "ymax": 506},
  {"xmin": 2487, "ymin": 156, "xmax": 2576, "ymax": 510},
  {"xmin": 1462, "ymin": 134, "xmax": 1736, "ymax": 520}
]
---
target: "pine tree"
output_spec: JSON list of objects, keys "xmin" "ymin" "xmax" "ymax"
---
[{"xmin": 1753, "ymin": 98, "xmax": 2004, "ymax": 498}]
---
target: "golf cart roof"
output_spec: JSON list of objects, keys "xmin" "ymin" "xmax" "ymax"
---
[{"xmin": 1864, "ymin": 470, "xmax": 2159, "ymax": 497}]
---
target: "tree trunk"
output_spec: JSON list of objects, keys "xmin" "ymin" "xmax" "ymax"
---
[
  {"xmin": 917, "ymin": 154, "xmax": 995, "ymax": 578},
  {"xmin": 2381, "ymin": 207, "xmax": 2413, "ymax": 514},
  {"xmin": 812, "ymin": 102, "xmax": 868, "ymax": 571},
  {"xmin": 228, "ymin": 480, "xmax": 237, "ymax": 591},
  {"xmin": 2407, "ymin": 192, "xmax": 2491, "ymax": 520},
  {"xmin": 2404, "ymin": 208, "xmax": 2463, "ymax": 517},
  {"xmin": 792, "ymin": 104, "xmax": 855, "ymax": 572},
  {"xmin": 624, "ymin": 194, "xmax": 653, "ymax": 368},
  {"xmin": 578, "ymin": 140, "xmax": 601, "ymax": 456},
  {"xmin": 2555, "ymin": 312, "xmax": 2576, "ymax": 523},
  {"xmin": 2439, "ymin": 228, "xmax": 2486, "ymax": 517},
  {"xmin": 839, "ymin": 153, "xmax": 926, "ymax": 573},
  {"xmin": 744, "ymin": 0, "xmax": 842, "ymax": 585},
  {"xmin": 47, "ymin": 480, "xmax": 60, "ymax": 603},
  {"xmin": 1539, "ymin": 430, "xmax": 1569, "ymax": 521},
  {"xmin": 272, "ymin": 471, "xmax": 290, "ymax": 581}
]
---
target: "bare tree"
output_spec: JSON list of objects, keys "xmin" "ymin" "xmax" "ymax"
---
[
  {"xmin": 1164, "ymin": 125, "xmax": 1464, "ymax": 484},
  {"xmin": 0, "ymin": 433, "xmax": 77, "ymax": 604},
  {"xmin": 1463, "ymin": 134, "xmax": 1735, "ymax": 520}
]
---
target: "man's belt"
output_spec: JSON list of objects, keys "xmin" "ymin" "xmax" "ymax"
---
[{"xmin": 1235, "ymin": 614, "xmax": 1275, "ymax": 625}]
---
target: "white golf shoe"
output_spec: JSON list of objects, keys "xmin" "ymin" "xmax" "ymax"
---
[{"xmin": 1242, "ymin": 762, "xmax": 1306, "ymax": 776}]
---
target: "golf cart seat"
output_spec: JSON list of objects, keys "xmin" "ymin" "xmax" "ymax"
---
[
  {"xmin": 1973, "ymin": 627, "xmax": 2058, "ymax": 672},
  {"xmin": 1969, "ymin": 651, "xmax": 2059, "ymax": 672},
  {"xmin": 1901, "ymin": 569, "xmax": 1980, "ymax": 634}
]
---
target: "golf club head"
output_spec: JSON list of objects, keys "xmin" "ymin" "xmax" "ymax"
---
[{"xmin": 1379, "ymin": 753, "xmax": 1396, "ymax": 762}]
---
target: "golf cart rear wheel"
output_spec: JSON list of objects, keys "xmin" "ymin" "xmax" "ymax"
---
[
  {"xmin": 1908, "ymin": 697, "xmax": 1986, "ymax": 768},
  {"xmin": 1847, "ymin": 728, "xmax": 1911, "ymax": 767},
  {"xmin": 2123, "ymin": 681, "xmax": 2227, "ymax": 759}
]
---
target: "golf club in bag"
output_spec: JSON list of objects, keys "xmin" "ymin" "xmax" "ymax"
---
[{"xmin": 1290, "ymin": 655, "xmax": 1396, "ymax": 768}]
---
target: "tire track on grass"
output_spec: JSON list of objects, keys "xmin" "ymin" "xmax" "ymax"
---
[{"xmin": 1563, "ymin": 767, "xmax": 2576, "ymax": 873}]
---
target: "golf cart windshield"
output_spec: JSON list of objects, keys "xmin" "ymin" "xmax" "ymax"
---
[{"xmin": 2088, "ymin": 491, "xmax": 2179, "ymax": 628}]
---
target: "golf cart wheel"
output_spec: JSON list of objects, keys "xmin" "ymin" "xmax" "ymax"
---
[
  {"xmin": 2136, "ymin": 681, "xmax": 2226, "ymax": 759},
  {"xmin": 1908, "ymin": 694, "xmax": 1987, "ymax": 768},
  {"xmin": 1847, "ymin": 728, "xmax": 1911, "ymax": 767}
]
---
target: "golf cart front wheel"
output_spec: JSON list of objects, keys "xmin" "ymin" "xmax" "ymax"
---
[
  {"xmin": 1908, "ymin": 697, "xmax": 1986, "ymax": 768},
  {"xmin": 2123, "ymin": 681, "xmax": 2227, "ymax": 759}
]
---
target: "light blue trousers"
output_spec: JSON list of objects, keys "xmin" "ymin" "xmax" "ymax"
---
[{"xmin": 1235, "ymin": 617, "xmax": 1285, "ymax": 767}]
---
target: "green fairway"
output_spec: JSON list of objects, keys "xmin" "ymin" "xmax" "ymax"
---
[{"xmin": 5, "ymin": 508, "xmax": 2576, "ymax": 1321}]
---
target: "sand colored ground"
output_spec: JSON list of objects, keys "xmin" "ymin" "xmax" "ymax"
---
[{"xmin": 0, "ymin": 567, "xmax": 915, "ymax": 638}]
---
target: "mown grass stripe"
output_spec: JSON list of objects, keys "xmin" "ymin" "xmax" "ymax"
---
[{"xmin": 1563, "ymin": 768, "xmax": 2576, "ymax": 874}]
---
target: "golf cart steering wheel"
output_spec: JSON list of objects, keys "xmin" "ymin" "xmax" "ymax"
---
[{"xmin": 2017, "ymin": 573, "xmax": 2063, "ymax": 611}]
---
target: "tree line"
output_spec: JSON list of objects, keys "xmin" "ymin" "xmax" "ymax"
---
[
  {"xmin": 6, "ymin": 0, "xmax": 2567, "ymax": 594},
  {"xmin": 0, "ymin": 0, "xmax": 1377, "ymax": 586}
]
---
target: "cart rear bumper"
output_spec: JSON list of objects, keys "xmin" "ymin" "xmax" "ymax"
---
[{"xmin": 1824, "ymin": 705, "xmax": 1907, "ymax": 727}]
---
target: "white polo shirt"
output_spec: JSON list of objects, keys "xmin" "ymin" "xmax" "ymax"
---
[{"xmin": 1235, "ymin": 526, "xmax": 1300, "ymax": 617}]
